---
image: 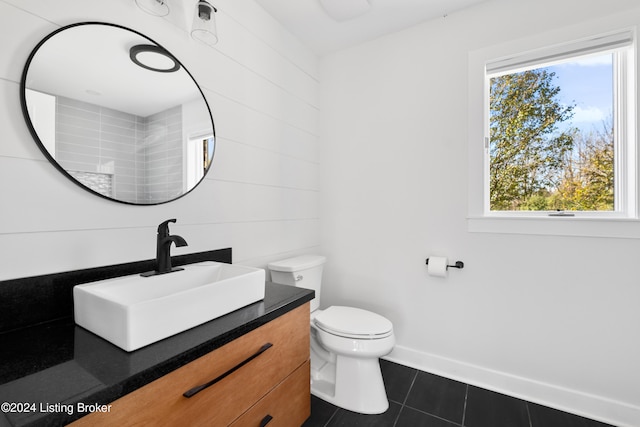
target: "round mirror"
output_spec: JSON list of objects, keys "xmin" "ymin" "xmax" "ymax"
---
[{"xmin": 20, "ymin": 22, "xmax": 215, "ymax": 205}]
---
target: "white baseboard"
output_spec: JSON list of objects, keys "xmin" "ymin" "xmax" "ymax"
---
[{"xmin": 384, "ymin": 345, "xmax": 640, "ymax": 427}]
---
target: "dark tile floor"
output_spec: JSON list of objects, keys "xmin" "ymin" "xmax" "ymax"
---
[{"xmin": 303, "ymin": 360, "xmax": 616, "ymax": 427}]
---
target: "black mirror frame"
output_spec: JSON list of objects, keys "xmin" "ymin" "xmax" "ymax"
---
[{"xmin": 19, "ymin": 21, "xmax": 216, "ymax": 206}]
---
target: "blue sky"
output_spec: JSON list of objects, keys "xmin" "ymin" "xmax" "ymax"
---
[{"xmin": 545, "ymin": 53, "xmax": 613, "ymax": 134}]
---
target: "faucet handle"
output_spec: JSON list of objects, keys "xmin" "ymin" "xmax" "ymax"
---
[{"xmin": 158, "ymin": 218, "xmax": 177, "ymax": 235}]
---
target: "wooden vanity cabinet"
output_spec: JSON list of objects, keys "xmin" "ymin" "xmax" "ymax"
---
[{"xmin": 71, "ymin": 303, "xmax": 310, "ymax": 427}]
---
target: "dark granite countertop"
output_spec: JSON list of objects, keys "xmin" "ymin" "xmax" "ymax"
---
[{"xmin": 0, "ymin": 250, "xmax": 314, "ymax": 427}]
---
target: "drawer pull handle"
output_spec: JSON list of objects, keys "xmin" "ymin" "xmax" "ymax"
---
[
  {"xmin": 259, "ymin": 414, "xmax": 273, "ymax": 426},
  {"xmin": 183, "ymin": 343, "xmax": 273, "ymax": 398}
]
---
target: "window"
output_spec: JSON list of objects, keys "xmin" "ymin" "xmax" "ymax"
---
[
  {"xmin": 186, "ymin": 133, "xmax": 215, "ymax": 190},
  {"xmin": 468, "ymin": 28, "xmax": 638, "ymax": 237},
  {"xmin": 485, "ymin": 31, "xmax": 635, "ymax": 217}
]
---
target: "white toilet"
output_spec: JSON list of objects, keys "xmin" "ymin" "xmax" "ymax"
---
[{"xmin": 268, "ymin": 255, "xmax": 395, "ymax": 414}]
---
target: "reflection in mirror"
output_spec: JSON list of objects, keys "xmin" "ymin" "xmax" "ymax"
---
[{"xmin": 21, "ymin": 22, "xmax": 215, "ymax": 205}]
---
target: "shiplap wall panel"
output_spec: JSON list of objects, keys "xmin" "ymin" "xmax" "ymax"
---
[{"xmin": 0, "ymin": 0, "xmax": 320, "ymax": 280}]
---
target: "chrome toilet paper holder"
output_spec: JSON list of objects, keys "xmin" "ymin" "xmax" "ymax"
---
[{"xmin": 425, "ymin": 258, "xmax": 464, "ymax": 270}]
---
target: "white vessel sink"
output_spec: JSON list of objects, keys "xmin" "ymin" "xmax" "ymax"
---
[{"xmin": 73, "ymin": 261, "xmax": 265, "ymax": 351}]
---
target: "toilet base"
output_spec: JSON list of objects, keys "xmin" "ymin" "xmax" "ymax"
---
[{"xmin": 310, "ymin": 349, "xmax": 389, "ymax": 414}]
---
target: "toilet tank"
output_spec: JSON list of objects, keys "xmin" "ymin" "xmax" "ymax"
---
[{"xmin": 268, "ymin": 255, "xmax": 326, "ymax": 312}]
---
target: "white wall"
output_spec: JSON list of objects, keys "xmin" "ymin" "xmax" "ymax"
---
[
  {"xmin": 0, "ymin": 0, "xmax": 320, "ymax": 280},
  {"xmin": 319, "ymin": 0, "xmax": 640, "ymax": 426},
  {"xmin": 4, "ymin": 0, "xmax": 640, "ymax": 424}
]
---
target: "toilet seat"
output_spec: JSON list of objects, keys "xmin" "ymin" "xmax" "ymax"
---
[{"xmin": 314, "ymin": 306, "xmax": 393, "ymax": 339}]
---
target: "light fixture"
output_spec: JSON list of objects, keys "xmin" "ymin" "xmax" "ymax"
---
[
  {"xmin": 129, "ymin": 45, "xmax": 180, "ymax": 73},
  {"xmin": 318, "ymin": 0, "xmax": 371, "ymax": 22},
  {"xmin": 134, "ymin": 0, "xmax": 169, "ymax": 17},
  {"xmin": 191, "ymin": 1, "xmax": 218, "ymax": 46}
]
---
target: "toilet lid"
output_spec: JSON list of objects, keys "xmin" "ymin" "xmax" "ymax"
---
[{"xmin": 314, "ymin": 306, "xmax": 393, "ymax": 339}]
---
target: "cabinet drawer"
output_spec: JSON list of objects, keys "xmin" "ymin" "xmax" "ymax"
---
[
  {"xmin": 230, "ymin": 360, "xmax": 310, "ymax": 427},
  {"xmin": 71, "ymin": 303, "xmax": 309, "ymax": 427}
]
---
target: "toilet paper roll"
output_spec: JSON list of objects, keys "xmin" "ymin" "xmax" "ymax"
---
[{"xmin": 427, "ymin": 257, "xmax": 448, "ymax": 277}]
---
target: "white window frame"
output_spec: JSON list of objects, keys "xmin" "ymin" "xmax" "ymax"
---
[
  {"xmin": 467, "ymin": 27, "xmax": 640, "ymax": 238},
  {"xmin": 185, "ymin": 131, "xmax": 214, "ymax": 191}
]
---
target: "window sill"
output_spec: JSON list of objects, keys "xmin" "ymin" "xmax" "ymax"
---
[{"xmin": 467, "ymin": 216, "xmax": 640, "ymax": 239}]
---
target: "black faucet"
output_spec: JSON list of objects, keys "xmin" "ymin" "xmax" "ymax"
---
[{"xmin": 141, "ymin": 219, "xmax": 188, "ymax": 277}]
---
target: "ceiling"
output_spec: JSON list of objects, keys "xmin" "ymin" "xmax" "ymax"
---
[
  {"xmin": 26, "ymin": 24, "xmax": 201, "ymax": 117},
  {"xmin": 254, "ymin": 0, "xmax": 489, "ymax": 56}
]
